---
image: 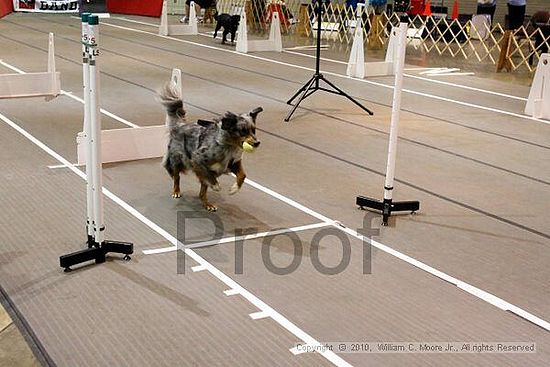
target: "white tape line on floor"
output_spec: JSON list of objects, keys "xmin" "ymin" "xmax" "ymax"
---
[
  {"xmin": 101, "ymin": 19, "xmax": 539, "ymax": 122},
  {"xmin": 0, "ymin": 59, "xmax": 139, "ymax": 129},
  {"xmin": 0, "ymin": 111, "xmax": 354, "ymax": 367},
  {"xmin": 143, "ymin": 222, "xmax": 331, "ymax": 254}
]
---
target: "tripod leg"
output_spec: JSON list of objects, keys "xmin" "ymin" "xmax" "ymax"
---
[
  {"xmin": 284, "ymin": 76, "xmax": 318, "ymax": 122},
  {"xmin": 286, "ymin": 74, "xmax": 317, "ymax": 105},
  {"xmin": 319, "ymin": 75, "xmax": 374, "ymax": 115},
  {"xmin": 302, "ymin": 88, "xmax": 317, "ymax": 100}
]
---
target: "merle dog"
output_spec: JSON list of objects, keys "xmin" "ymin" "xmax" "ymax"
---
[
  {"xmin": 159, "ymin": 83, "xmax": 262, "ymax": 211},
  {"xmin": 213, "ymin": 12, "xmax": 241, "ymax": 44}
]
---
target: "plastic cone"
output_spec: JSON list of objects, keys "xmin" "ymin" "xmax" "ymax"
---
[
  {"xmin": 423, "ymin": 0, "xmax": 432, "ymax": 16},
  {"xmin": 451, "ymin": 0, "xmax": 459, "ymax": 20}
]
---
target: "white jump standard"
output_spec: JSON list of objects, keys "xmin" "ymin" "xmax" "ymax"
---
[
  {"xmin": 346, "ymin": 3, "xmax": 404, "ymax": 79},
  {"xmin": 59, "ymin": 14, "xmax": 133, "ymax": 272},
  {"xmin": 159, "ymin": 0, "xmax": 198, "ymax": 36},
  {"xmin": 236, "ymin": 11, "xmax": 283, "ymax": 54},
  {"xmin": 525, "ymin": 53, "xmax": 550, "ymax": 120},
  {"xmin": 356, "ymin": 23, "xmax": 420, "ymax": 225}
]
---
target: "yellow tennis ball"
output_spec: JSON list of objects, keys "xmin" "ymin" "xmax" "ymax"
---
[{"xmin": 242, "ymin": 141, "xmax": 255, "ymax": 153}]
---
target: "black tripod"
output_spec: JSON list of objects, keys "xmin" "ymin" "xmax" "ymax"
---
[{"xmin": 284, "ymin": 0, "xmax": 373, "ymax": 122}]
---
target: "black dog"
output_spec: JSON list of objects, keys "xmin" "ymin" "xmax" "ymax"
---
[{"xmin": 213, "ymin": 12, "xmax": 241, "ymax": 45}]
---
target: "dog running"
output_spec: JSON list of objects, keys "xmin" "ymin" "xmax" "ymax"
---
[
  {"xmin": 159, "ymin": 83, "xmax": 262, "ymax": 211},
  {"xmin": 213, "ymin": 12, "xmax": 241, "ymax": 44}
]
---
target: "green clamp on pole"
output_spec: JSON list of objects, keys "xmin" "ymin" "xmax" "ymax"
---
[{"xmin": 88, "ymin": 14, "xmax": 99, "ymax": 25}]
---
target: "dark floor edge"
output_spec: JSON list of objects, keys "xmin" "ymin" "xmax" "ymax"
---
[{"xmin": 0, "ymin": 284, "xmax": 57, "ymax": 367}]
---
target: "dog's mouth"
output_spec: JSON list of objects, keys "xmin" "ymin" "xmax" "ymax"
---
[
  {"xmin": 242, "ymin": 138, "xmax": 260, "ymax": 152},
  {"xmin": 244, "ymin": 137, "xmax": 260, "ymax": 148}
]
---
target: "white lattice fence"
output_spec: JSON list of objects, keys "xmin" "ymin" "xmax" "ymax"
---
[
  {"xmin": 212, "ymin": 1, "xmax": 550, "ymax": 72},
  {"xmin": 503, "ymin": 26, "xmax": 550, "ymax": 72}
]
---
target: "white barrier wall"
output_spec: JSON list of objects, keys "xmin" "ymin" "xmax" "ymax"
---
[
  {"xmin": 77, "ymin": 69, "xmax": 184, "ymax": 165},
  {"xmin": 77, "ymin": 125, "xmax": 168, "ymax": 165},
  {"xmin": 0, "ymin": 33, "xmax": 60, "ymax": 99}
]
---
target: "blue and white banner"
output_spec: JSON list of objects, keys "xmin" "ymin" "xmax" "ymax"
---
[{"xmin": 13, "ymin": 0, "xmax": 79, "ymax": 13}]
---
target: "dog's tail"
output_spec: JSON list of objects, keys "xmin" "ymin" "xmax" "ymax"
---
[{"xmin": 158, "ymin": 82, "xmax": 186, "ymax": 129}]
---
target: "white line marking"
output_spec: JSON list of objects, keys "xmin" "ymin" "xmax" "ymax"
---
[
  {"xmin": 0, "ymin": 111, "xmax": 353, "ymax": 367},
  {"xmin": 283, "ymin": 49, "xmax": 348, "ymax": 64},
  {"xmin": 96, "ymin": 21, "xmax": 548, "ymax": 124},
  {"xmin": 403, "ymin": 73, "xmax": 527, "ymax": 101},
  {"xmin": 62, "ymin": 89, "xmax": 140, "ymax": 128},
  {"xmin": 191, "ymin": 265, "xmax": 207, "ymax": 272},
  {"xmin": 404, "ymin": 67, "xmax": 443, "ymax": 71},
  {"xmin": 48, "ymin": 18, "xmax": 531, "ymax": 105},
  {"xmin": 289, "ymin": 345, "xmax": 308, "ymax": 355},
  {"xmin": 0, "ymin": 59, "xmax": 25, "ymax": 73},
  {"xmin": 284, "ymin": 45, "xmax": 329, "ymax": 50},
  {"xmin": 111, "ymin": 16, "xmax": 156, "ymax": 27},
  {"xmin": 224, "ymin": 289, "xmax": 240, "ymax": 296},
  {"xmin": 249, "ymin": 48, "xmax": 525, "ymax": 102},
  {"xmin": 424, "ymin": 72, "xmax": 475, "ymax": 77},
  {"xmin": 0, "ymin": 57, "xmax": 140, "ymax": 129},
  {"xmin": 8, "ymin": 34, "xmax": 548, "ymax": 329},
  {"xmin": 249, "ymin": 311, "xmax": 269, "ymax": 320},
  {"xmin": 242, "ymin": 176, "xmax": 550, "ymax": 332},
  {"xmin": 47, "ymin": 163, "xmax": 81, "ymax": 169},
  {"xmin": 143, "ymin": 222, "xmax": 331, "ymax": 254},
  {"xmin": 419, "ymin": 67, "xmax": 460, "ymax": 75},
  {"xmin": 142, "ymin": 245, "xmax": 179, "ymax": 255},
  {"xmin": 336, "ymin": 224, "xmax": 550, "ymax": 331},
  {"xmin": 6, "ymin": 32, "xmax": 549, "ymax": 330}
]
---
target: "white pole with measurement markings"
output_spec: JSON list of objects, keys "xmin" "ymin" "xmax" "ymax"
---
[
  {"xmin": 60, "ymin": 14, "xmax": 133, "ymax": 271},
  {"xmin": 81, "ymin": 13, "xmax": 95, "ymax": 245},
  {"xmin": 87, "ymin": 14, "xmax": 105, "ymax": 245}
]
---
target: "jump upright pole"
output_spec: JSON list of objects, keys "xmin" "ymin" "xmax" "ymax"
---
[
  {"xmin": 59, "ymin": 14, "xmax": 133, "ymax": 272},
  {"xmin": 356, "ymin": 23, "xmax": 420, "ymax": 225},
  {"xmin": 81, "ymin": 13, "xmax": 95, "ymax": 246},
  {"xmin": 88, "ymin": 14, "xmax": 105, "ymax": 245}
]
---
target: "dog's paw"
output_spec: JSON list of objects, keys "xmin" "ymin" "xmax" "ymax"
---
[
  {"xmin": 211, "ymin": 183, "xmax": 221, "ymax": 192},
  {"xmin": 172, "ymin": 192, "xmax": 181, "ymax": 198},
  {"xmin": 229, "ymin": 183, "xmax": 240, "ymax": 195},
  {"xmin": 205, "ymin": 204, "xmax": 217, "ymax": 212}
]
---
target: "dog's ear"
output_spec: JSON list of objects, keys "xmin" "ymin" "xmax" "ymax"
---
[
  {"xmin": 249, "ymin": 107, "xmax": 263, "ymax": 121},
  {"xmin": 221, "ymin": 112, "xmax": 238, "ymax": 130}
]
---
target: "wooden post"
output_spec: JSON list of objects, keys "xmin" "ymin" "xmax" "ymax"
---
[
  {"xmin": 367, "ymin": 14, "xmax": 385, "ymax": 50},
  {"xmin": 245, "ymin": 0, "xmax": 254, "ymax": 29},
  {"xmin": 497, "ymin": 30, "xmax": 513, "ymax": 72},
  {"xmin": 297, "ymin": 3, "xmax": 311, "ymax": 36}
]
